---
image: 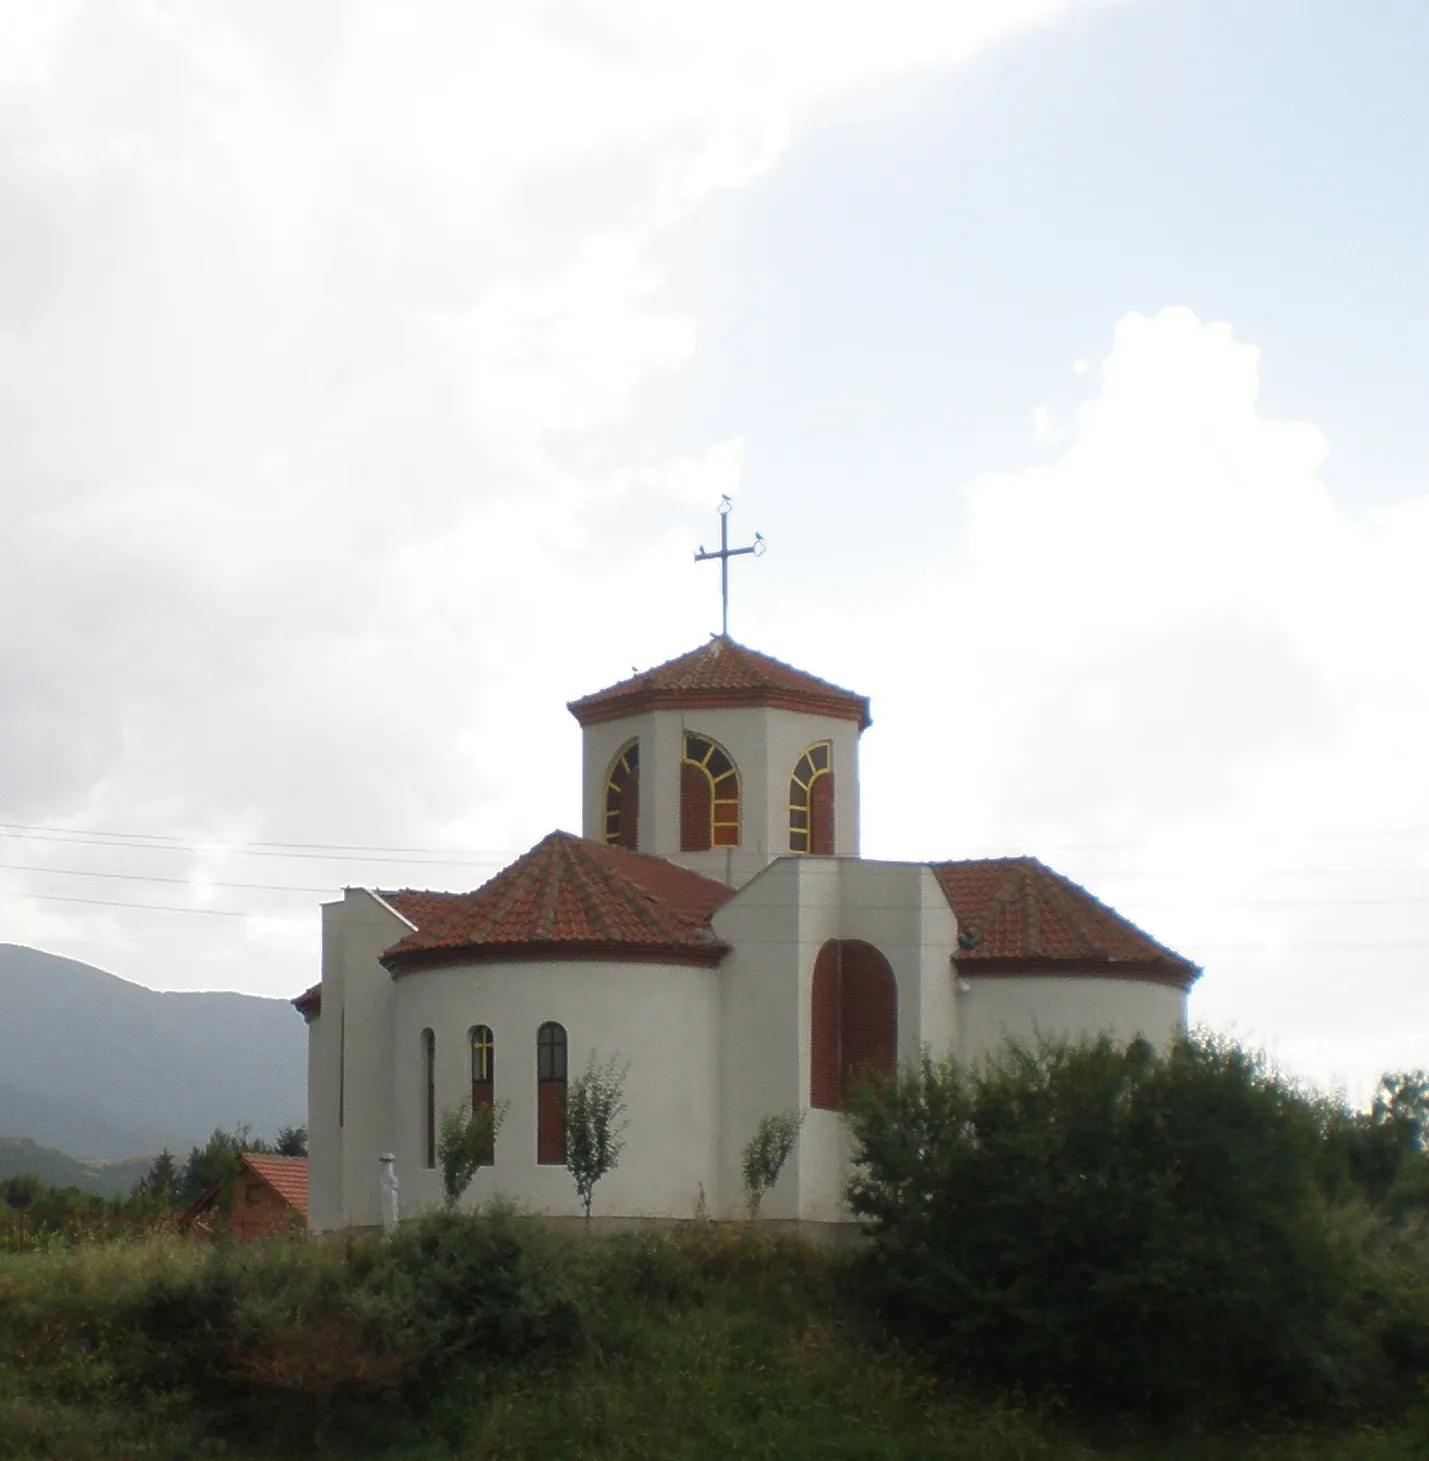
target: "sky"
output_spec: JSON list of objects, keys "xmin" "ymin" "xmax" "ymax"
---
[{"xmin": 2, "ymin": 0, "xmax": 1426, "ymax": 1104}]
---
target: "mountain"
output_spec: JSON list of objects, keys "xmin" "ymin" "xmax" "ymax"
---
[
  {"xmin": 0, "ymin": 944, "xmax": 306, "ymax": 1160},
  {"xmin": 0, "ymin": 1137, "xmax": 154, "ymax": 1198}
]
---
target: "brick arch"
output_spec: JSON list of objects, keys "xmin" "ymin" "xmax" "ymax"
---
[{"xmin": 809, "ymin": 939, "xmax": 898, "ymax": 1110}]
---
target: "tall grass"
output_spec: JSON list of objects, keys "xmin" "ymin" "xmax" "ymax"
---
[{"xmin": 0, "ymin": 1215, "xmax": 1426, "ymax": 1460}]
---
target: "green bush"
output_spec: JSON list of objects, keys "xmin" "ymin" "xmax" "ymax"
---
[
  {"xmin": 109, "ymin": 1208, "xmax": 586, "ymax": 1444},
  {"xmin": 846, "ymin": 1034, "xmax": 1429, "ymax": 1422}
]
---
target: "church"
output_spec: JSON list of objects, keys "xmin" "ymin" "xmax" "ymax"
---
[{"xmin": 294, "ymin": 628, "xmax": 1200, "ymax": 1232}]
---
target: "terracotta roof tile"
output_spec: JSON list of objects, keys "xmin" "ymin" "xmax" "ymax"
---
[
  {"xmin": 241, "ymin": 1154, "xmax": 309, "ymax": 1219},
  {"xmin": 568, "ymin": 636, "xmax": 871, "ymax": 730},
  {"xmin": 933, "ymin": 857, "xmax": 1199, "ymax": 989},
  {"xmin": 380, "ymin": 831, "xmax": 735, "ymax": 972}
]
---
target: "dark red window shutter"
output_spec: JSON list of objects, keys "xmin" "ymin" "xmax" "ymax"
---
[
  {"xmin": 680, "ymin": 760, "xmax": 711, "ymax": 852},
  {"xmin": 537, "ymin": 1082, "xmax": 566, "ymax": 1165},
  {"xmin": 809, "ymin": 772, "xmax": 835, "ymax": 855},
  {"xmin": 810, "ymin": 941, "xmax": 842, "ymax": 1110},
  {"xmin": 615, "ymin": 767, "xmax": 639, "ymax": 849},
  {"xmin": 839, "ymin": 940, "xmax": 897, "ymax": 1101}
]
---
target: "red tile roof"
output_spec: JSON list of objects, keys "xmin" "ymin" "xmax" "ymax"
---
[
  {"xmin": 241, "ymin": 1154, "xmax": 309, "ymax": 1219},
  {"xmin": 568, "ymin": 636, "xmax": 871, "ymax": 730},
  {"xmin": 933, "ymin": 857, "xmax": 1199, "ymax": 989},
  {"xmin": 380, "ymin": 831, "xmax": 735, "ymax": 973}
]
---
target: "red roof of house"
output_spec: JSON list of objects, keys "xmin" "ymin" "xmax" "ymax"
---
[
  {"xmin": 568, "ymin": 636, "xmax": 871, "ymax": 730},
  {"xmin": 933, "ymin": 857, "xmax": 1199, "ymax": 989},
  {"xmin": 241, "ymin": 1153, "xmax": 309, "ymax": 1219},
  {"xmin": 380, "ymin": 831, "xmax": 736, "ymax": 972}
]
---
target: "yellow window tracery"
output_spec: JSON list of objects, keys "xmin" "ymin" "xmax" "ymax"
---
[
  {"xmin": 604, "ymin": 740, "xmax": 639, "ymax": 846},
  {"xmin": 789, "ymin": 741, "xmax": 832, "ymax": 853},
  {"xmin": 684, "ymin": 733, "xmax": 740, "ymax": 847}
]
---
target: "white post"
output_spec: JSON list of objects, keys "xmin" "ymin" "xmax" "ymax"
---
[{"xmin": 379, "ymin": 1153, "xmax": 400, "ymax": 1235}]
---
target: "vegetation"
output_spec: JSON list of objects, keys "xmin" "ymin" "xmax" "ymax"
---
[
  {"xmin": 846, "ymin": 1033, "xmax": 1429, "ymax": 1424},
  {"xmin": 741, "ymin": 1108, "xmax": 803, "ymax": 1217},
  {"xmin": 0, "ymin": 1124, "xmax": 308, "ymax": 1249},
  {"xmin": 565, "ymin": 1053, "xmax": 629, "ymax": 1220},
  {"xmin": 0, "ymin": 1211, "xmax": 1425, "ymax": 1460},
  {"xmin": 1, "ymin": 1035, "xmax": 1426, "ymax": 1457},
  {"xmin": 437, "ymin": 1100, "xmax": 508, "ymax": 1207}
]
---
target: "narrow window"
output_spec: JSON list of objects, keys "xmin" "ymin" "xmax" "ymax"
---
[
  {"xmin": 421, "ymin": 1028, "xmax": 436, "ymax": 1169},
  {"xmin": 470, "ymin": 1025, "xmax": 495, "ymax": 1166},
  {"xmin": 536, "ymin": 1022, "xmax": 568, "ymax": 1165},
  {"xmin": 604, "ymin": 740, "xmax": 640, "ymax": 849},
  {"xmin": 681, "ymin": 732, "xmax": 740, "ymax": 851},
  {"xmin": 338, "ymin": 1008, "xmax": 346, "ymax": 1129},
  {"xmin": 809, "ymin": 940, "xmax": 897, "ymax": 1110},
  {"xmin": 789, "ymin": 742, "xmax": 835, "ymax": 854}
]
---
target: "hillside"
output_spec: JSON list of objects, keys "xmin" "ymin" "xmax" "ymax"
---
[
  {"xmin": 0, "ymin": 1138, "xmax": 152, "ymax": 1198},
  {"xmin": 0, "ymin": 944, "xmax": 306, "ymax": 1160}
]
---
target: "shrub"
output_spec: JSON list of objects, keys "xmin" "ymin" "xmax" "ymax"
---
[
  {"xmin": 742, "ymin": 1110, "xmax": 804, "ymax": 1218},
  {"xmin": 847, "ymin": 1034, "xmax": 1422, "ymax": 1421},
  {"xmin": 438, "ymin": 1100, "xmax": 508, "ymax": 1207},
  {"xmin": 565, "ymin": 1054, "xmax": 630, "ymax": 1220}
]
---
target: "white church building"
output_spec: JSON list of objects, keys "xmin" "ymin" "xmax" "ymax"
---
[{"xmin": 294, "ymin": 635, "xmax": 1199, "ymax": 1230}]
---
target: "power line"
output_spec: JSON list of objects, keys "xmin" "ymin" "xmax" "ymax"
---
[
  {"xmin": 0, "ymin": 822, "xmax": 522, "ymax": 858},
  {"xmin": 0, "ymin": 862, "xmax": 336, "ymax": 894},
  {"xmin": 0, "ymin": 829, "xmax": 512, "ymax": 867},
  {"xmin": 0, "ymin": 890, "xmax": 308, "ymax": 920}
]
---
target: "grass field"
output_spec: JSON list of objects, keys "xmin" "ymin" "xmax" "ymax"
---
[{"xmin": 0, "ymin": 1219, "xmax": 1425, "ymax": 1460}]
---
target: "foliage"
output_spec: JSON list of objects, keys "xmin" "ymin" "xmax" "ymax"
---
[
  {"xmin": 1327, "ymin": 1072, "xmax": 1429, "ymax": 1216},
  {"xmin": 437, "ymin": 1101, "xmax": 508, "ymax": 1207},
  {"xmin": 1, "ymin": 1221, "xmax": 1426, "ymax": 1459},
  {"xmin": 741, "ymin": 1109, "xmax": 804, "ymax": 1218},
  {"xmin": 846, "ymin": 1034, "xmax": 1429, "ymax": 1422},
  {"xmin": 565, "ymin": 1053, "xmax": 630, "ymax": 1220},
  {"xmin": 275, "ymin": 1124, "xmax": 308, "ymax": 1158}
]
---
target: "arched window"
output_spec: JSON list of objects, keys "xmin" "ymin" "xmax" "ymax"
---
[
  {"xmin": 421, "ymin": 1028, "xmax": 436, "ymax": 1168},
  {"xmin": 789, "ymin": 742, "xmax": 835, "ymax": 854},
  {"xmin": 681, "ymin": 732, "xmax": 740, "ymax": 851},
  {"xmin": 809, "ymin": 940, "xmax": 897, "ymax": 1110},
  {"xmin": 604, "ymin": 740, "xmax": 640, "ymax": 849},
  {"xmin": 536, "ymin": 1022, "xmax": 568, "ymax": 1165},
  {"xmin": 470, "ymin": 1025, "xmax": 495, "ymax": 1166}
]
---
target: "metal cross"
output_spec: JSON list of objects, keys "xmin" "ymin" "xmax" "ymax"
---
[{"xmin": 694, "ymin": 496, "xmax": 764, "ymax": 637}]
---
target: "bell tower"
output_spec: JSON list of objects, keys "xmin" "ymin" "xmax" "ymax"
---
[{"xmin": 567, "ymin": 637, "xmax": 870, "ymax": 889}]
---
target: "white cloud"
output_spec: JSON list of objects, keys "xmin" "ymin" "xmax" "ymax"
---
[
  {"xmin": 837, "ymin": 307, "xmax": 1429, "ymax": 1099},
  {"xmin": 0, "ymin": 1, "xmax": 1101, "ymax": 996}
]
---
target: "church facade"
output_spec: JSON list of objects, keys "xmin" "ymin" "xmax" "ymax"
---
[{"xmin": 295, "ymin": 637, "xmax": 1198, "ymax": 1230}]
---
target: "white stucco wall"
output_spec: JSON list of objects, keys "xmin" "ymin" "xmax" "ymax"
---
[
  {"xmin": 579, "ymin": 703, "xmax": 862, "ymax": 886},
  {"xmin": 954, "ymin": 974, "xmax": 1186, "ymax": 1066},
  {"xmin": 306, "ymin": 891, "xmax": 415, "ymax": 1231},
  {"xmin": 387, "ymin": 956, "xmax": 721, "ymax": 1220}
]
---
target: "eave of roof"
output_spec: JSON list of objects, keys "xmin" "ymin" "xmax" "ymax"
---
[
  {"xmin": 292, "ymin": 983, "xmax": 320, "ymax": 1018},
  {"xmin": 568, "ymin": 636, "xmax": 871, "ymax": 731}
]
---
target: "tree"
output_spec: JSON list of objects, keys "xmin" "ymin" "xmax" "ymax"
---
[
  {"xmin": 176, "ymin": 1125, "xmax": 266, "ymax": 1209},
  {"xmin": 276, "ymin": 1125, "xmax": 308, "ymax": 1158},
  {"xmin": 131, "ymin": 1148, "xmax": 179, "ymax": 1209},
  {"xmin": 846, "ymin": 1034, "xmax": 1378, "ymax": 1420},
  {"xmin": 565, "ymin": 1054, "xmax": 629, "ymax": 1221},
  {"xmin": 741, "ymin": 1110, "xmax": 803, "ymax": 1218},
  {"xmin": 437, "ymin": 1101, "xmax": 508, "ymax": 1208}
]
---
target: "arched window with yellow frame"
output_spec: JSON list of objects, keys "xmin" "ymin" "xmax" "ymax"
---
[
  {"xmin": 603, "ymin": 740, "xmax": 639, "ymax": 849},
  {"xmin": 789, "ymin": 741, "xmax": 835, "ymax": 854},
  {"xmin": 680, "ymin": 732, "xmax": 740, "ymax": 851}
]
